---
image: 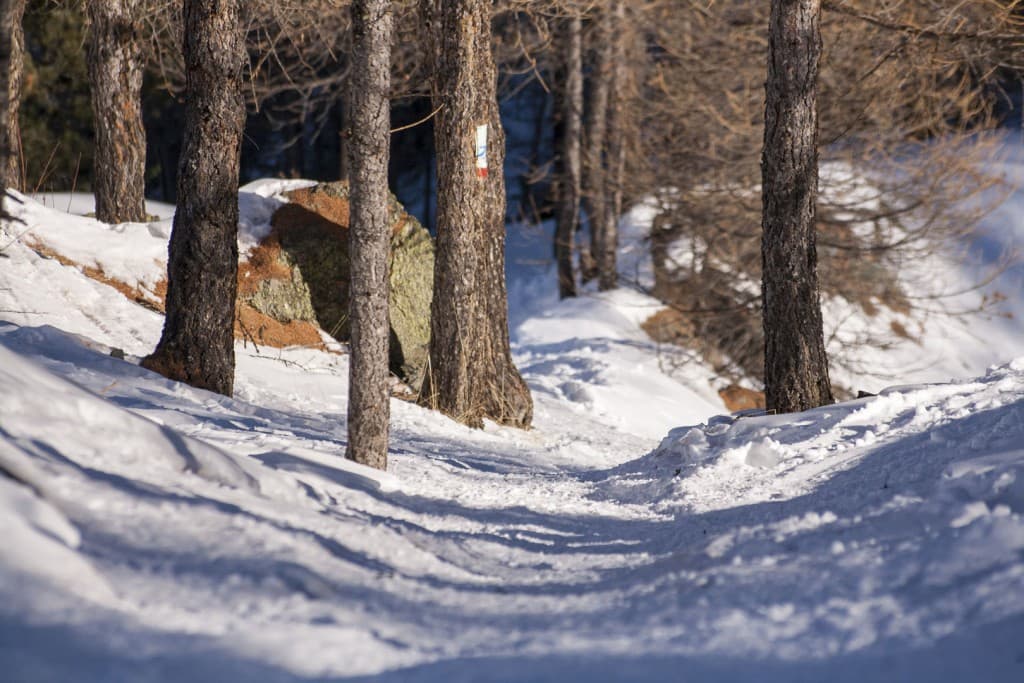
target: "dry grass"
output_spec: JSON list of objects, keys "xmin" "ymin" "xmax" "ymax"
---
[{"xmin": 26, "ymin": 239, "xmax": 165, "ymax": 311}]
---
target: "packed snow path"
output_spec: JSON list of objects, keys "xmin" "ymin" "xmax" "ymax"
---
[
  {"xmin": 2, "ymin": 322, "xmax": 1024, "ymax": 682},
  {"xmin": 2, "ymin": 187, "xmax": 1023, "ymax": 680}
]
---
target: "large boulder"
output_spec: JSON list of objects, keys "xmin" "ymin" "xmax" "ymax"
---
[{"xmin": 239, "ymin": 181, "xmax": 434, "ymax": 389}]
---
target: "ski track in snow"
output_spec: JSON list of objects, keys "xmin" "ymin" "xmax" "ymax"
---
[{"xmin": 1, "ymin": 183, "xmax": 1023, "ymax": 681}]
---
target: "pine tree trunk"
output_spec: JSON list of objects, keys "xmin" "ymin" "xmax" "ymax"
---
[
  {"xmin": 346, "ymin": 0, "xmax": 392, "ymax": 470},
  {"xmin": 0, "ymin": 0, "xmax": 24, "ymax": 192},
  {"xmin": 87, "ymin": 0, "xmax": 147, "ymax": 224},
  {"xmin": 554, "ymin": 16, "xmax": 582, "ymax": 299},
  {"xmin": 0, "ymin": 0, "xmax": 10, "ymax": 212},
  {"xmin": 761, "ymin": 0, "xmax": 833, "ymax": 413},
  {"xmin": 419, "ymin": 0, "xmax": 532, "ymax": 429},
  {"xmin": 598, "ymin": 0, "xmax": 625, "ymax": 292},
  {"xmin": 582, "ymin": 9, "xmax": 611, "ymax": 285},
  {"xmin": 141, "ymin": 0, "xmax": 244, "ymax": 397}
]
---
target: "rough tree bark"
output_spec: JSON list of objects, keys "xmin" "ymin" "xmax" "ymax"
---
[
  {"xmin": 761, "ymin": 0, "xmax": 833, "ymax": 413},
  {"xmin": 418, "ymin": 0, "xmax": 533, "ymax": 429},
  {"xmin": 0, "ymin": 0, "xmax": 24, "ymax": 192},
  {"xmin": 0, "ymin": 0, "xmax": 10, "ymax": 213},
  {"xmin": 554, "ymin": 15, "xmax": 582, "ymax": 299},
  {"xmin": 345, "ymin": 0, "xmax": 392, "ymax": 470},
  {"xmin": 582, "ymin": 8, "xmax": 611, "ymax": 285},
  {"xmin": 598, "ymin": 0, "xmax": 625, "ymax": 292},
  {"xmin": 142, "ymin": 0, "xmax": 245, "ymax": 397},
  {"xmin": 87, "ymin": 0, "xmax": 147, "ymax": 224}
]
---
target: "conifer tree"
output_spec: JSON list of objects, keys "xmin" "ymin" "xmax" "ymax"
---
[
  {"xmin": 87, "ymin": 0, "xmax": 147, "ymax": 223},
  {"xmin": 0, "ymin": 0, "xmax": 24, "ymax": 192},
  {"xmin": 346, "ymin": 0, "xmax": 393, "ymax": 469},
  {"xmin": 418, "ymin": 0, "xmax": 533, "ymax": 429},
  {"xmin": 761, "ymin": 0, "xmax": 833, "ymax": 413},
  {"xmin": 142, "ymin": 0, "xmax": 245, "ymax": 396}
]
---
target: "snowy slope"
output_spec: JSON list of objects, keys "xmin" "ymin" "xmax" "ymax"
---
[{"xmin": 0, "ymin": 166, "xmax": 1023, "ymax": 681}]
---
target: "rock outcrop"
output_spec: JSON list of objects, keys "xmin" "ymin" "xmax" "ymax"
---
[
  {"xmin": 242, "ymin": 181, "xmax": 434, "ymax": 388},
  {"xmin": 23, "ymin": 184, "xmax": 435, "ymax": 387}
]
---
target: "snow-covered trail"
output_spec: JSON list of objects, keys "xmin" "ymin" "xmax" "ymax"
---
[
  {"xmin": 2, "ymin": 184, "xmax": 1024, "ymax": 681},
  {"xmin": 3, "ymin": 319, "xmax": 1024, "ymax": 681},
  {"xmin": 0, "ymin": 321, "xmax": 683, "ymax": 680}
]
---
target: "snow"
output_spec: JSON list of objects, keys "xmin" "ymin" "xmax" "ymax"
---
[
  {"xmin": 27, "ymin": 192, "xmax": 177, "ymax": 220},
  {"xmin": 237, "ymin": 178, "xmax": 317, "ymax": 250},
  {"xmin": 2, "ymin": 142, "xmax": 1024, "ymax": 680}
]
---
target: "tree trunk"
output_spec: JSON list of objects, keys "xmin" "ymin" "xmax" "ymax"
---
[
  {"xmin": 760, "ymin": 0, "xmax": 833, "ymax": 413},
  {"xmin": 582, "ymin": 9, "xmax": 610, "ymax": 285},
  {"xmin": 141, "ymin": 0, "xmax": 244, "ymax": 397},
  {"xmin": 0, "ymin": 0, "xmax": 24, "ymax": 192},
  {"xmin": 86, "ymin": 0, "xmax": 147, "ymax": 224},
  {"xmin": 598, "ymin": 0, "xmax": 625, "ymax": 292},
  {"xmin": 346, "ymin": 0, "xmax": 392, "ymax": 471},
  {"xmin": 0, "ymin": 0, "xmax": 10, "ymax": 213},
  {"xmin": 554, "ymin": 16, "xmax": 582, "ymax": 299},
  {"xmin": 418, "ymin": 0, "xmax": 532, "ymax": 429}
]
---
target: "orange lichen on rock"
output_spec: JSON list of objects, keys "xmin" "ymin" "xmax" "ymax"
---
[
  {"xmin": 237, "ymin": 233, "xmax": 292, "ymax": 298},
  {"xmin": 277, "ymin": 183, "xmax": 411, "ymax": 239},
  {"xmin": 281, "ymin": 186, "xmax": 351, "ymax": 231},
  {"xmin": 235, "ymin": 303, "xmax": 326, "ymax": 350}
]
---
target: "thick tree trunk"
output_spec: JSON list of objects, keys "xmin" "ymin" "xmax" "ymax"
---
[
  {"xmin": 0, "ymin": 0, "xmax": 24, "ymax": 192},
  {"xmin": 554, "ymin": 16, "xmax": 582, "ymax": 299},
  {"xmin": 87, "ymin": 0, "xmax": 147, "ymax": 224},
  {"xmin": 345, "ymin": 0, "xmax": 392, "ymax": 471},
  {"xmin": 419, "ymin": 0, "xmax": 532, "ymax": 429},
  {"xmin": 141, "ymin": 0, "xmax": 244, "ymax": 397},
  {"xmin": 760, "ymin": 0, "xmax": 833, "ymax": 413},
  {"xmin": 598, "ymin": 0, "xmax": 625, "ymax": 292},
  {"xmin": 582, "ymin": 9, "xmax": 611, "ymax": 285},
  {"xmin": 0, "ymin": 0, "xmax": 10, "ymax": 213}
]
